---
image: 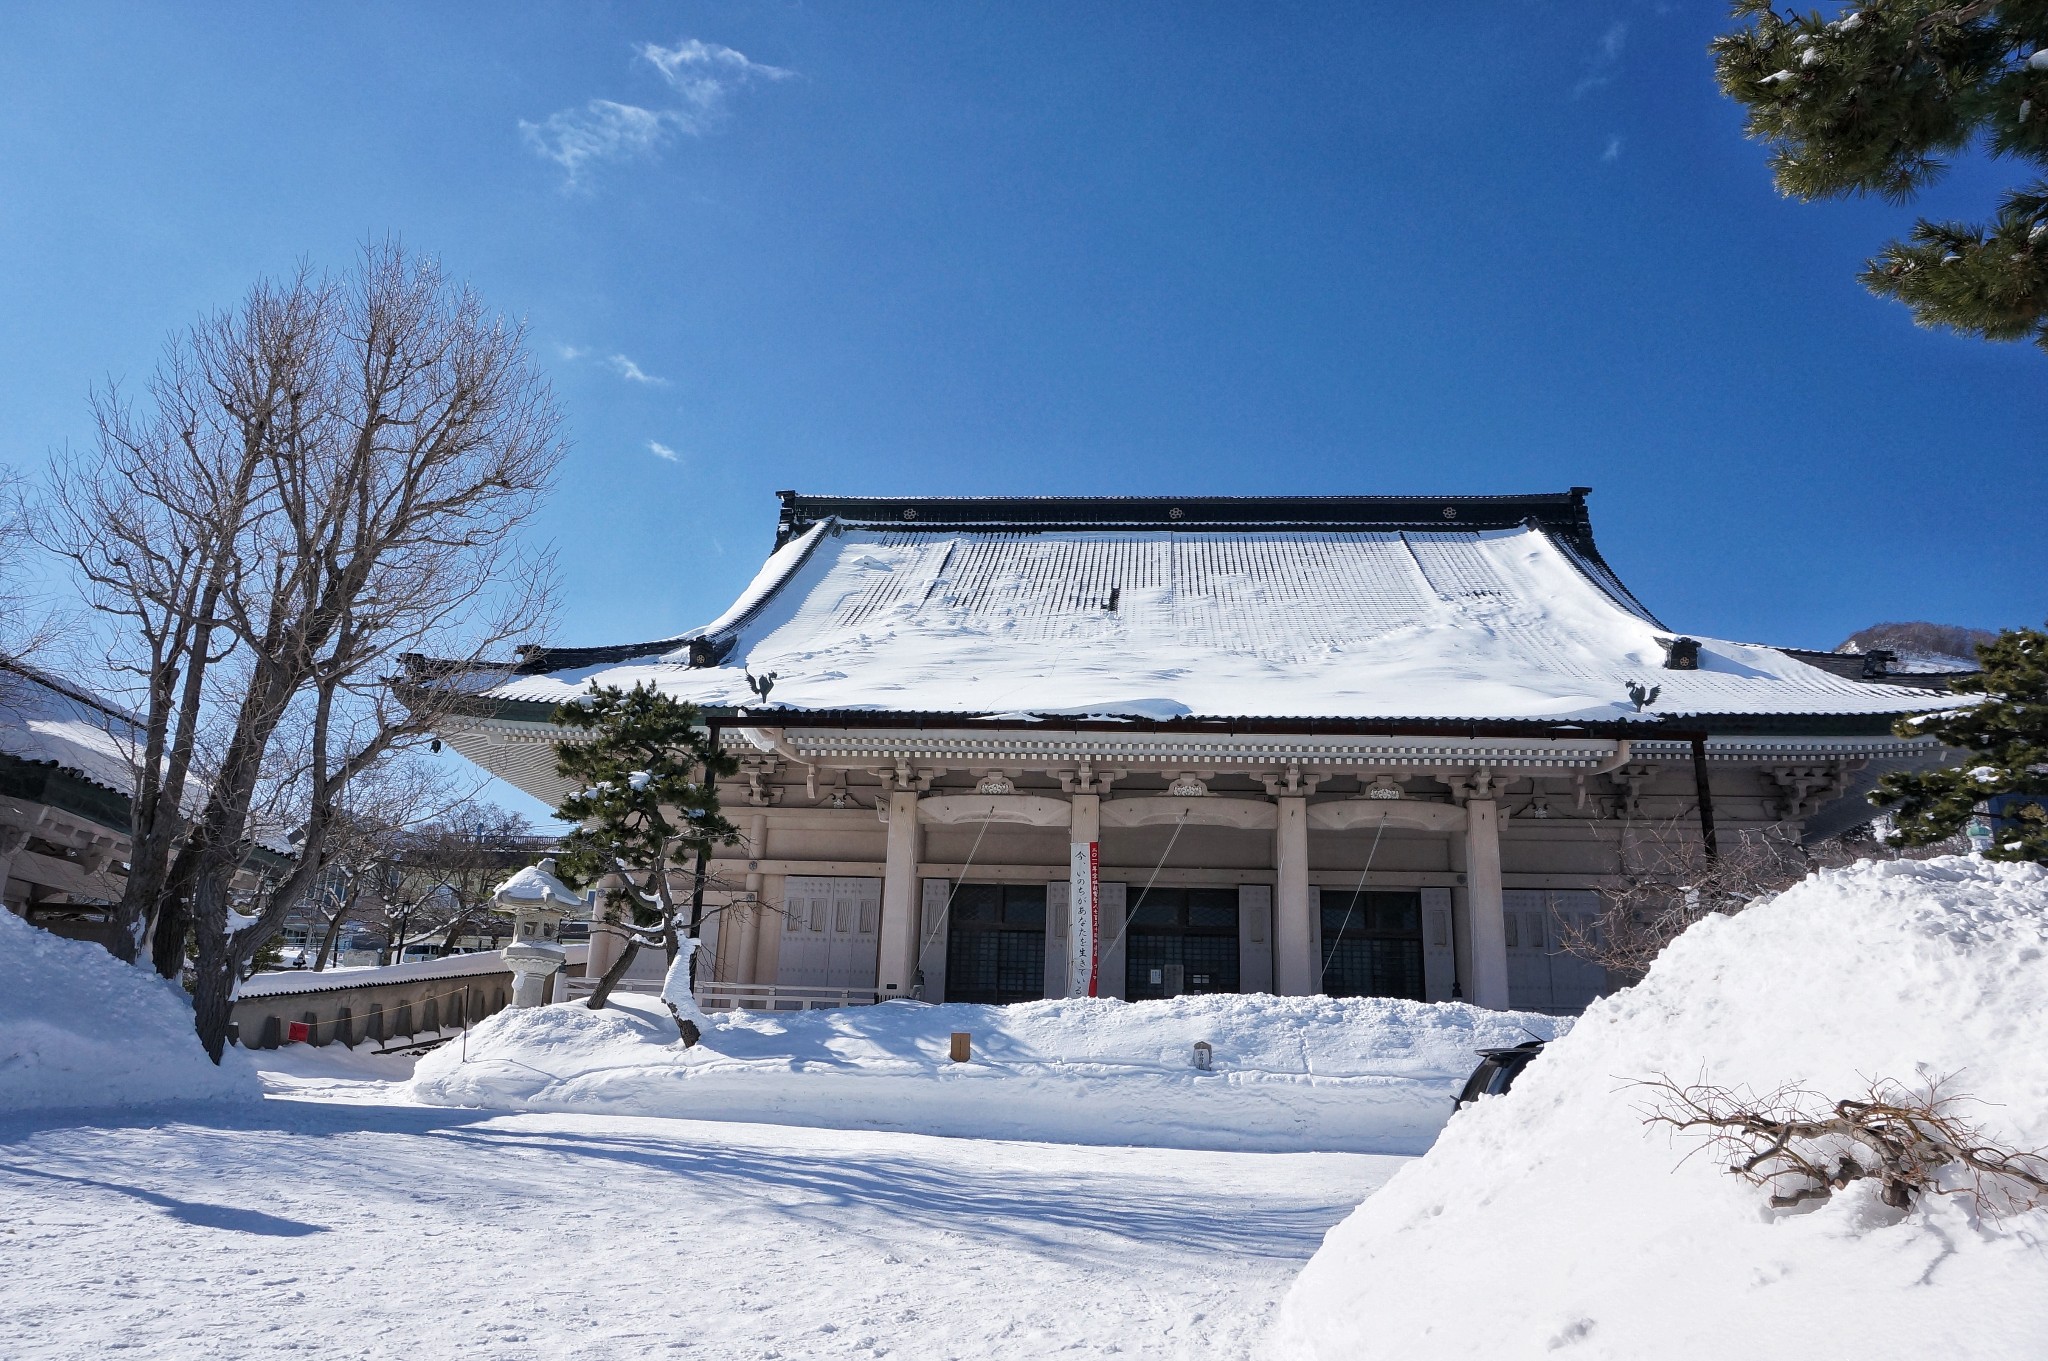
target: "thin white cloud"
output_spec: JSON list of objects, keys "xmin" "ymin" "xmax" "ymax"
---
[
  {"xmin": 1602, "ymin": 135, "xmax": 1624, "ymax": 163},
  {"xmin": 522, "ymin": 37, "xmax": 791, "ymax": 187},
  {"xmin": 554, "ymin": 345, "xmax": 671, "ymax": 386},
  {"xmin": 519, "ymin": 100, "xmax": 671, "ymax": 186},
  {"xmin": 648, "ymin": 440, "xmax": 680, "ymax": 462},
  {"xmin": 1572, "ymin": 21, "xmax": 1628, "ymax": 99},
  {"xmin": 608, "ymin": 354, "xmax": 667, "ymax": 386},
  {"xmin": 640, "ymin": 38, "xmax": 792, "ymax": 118}
]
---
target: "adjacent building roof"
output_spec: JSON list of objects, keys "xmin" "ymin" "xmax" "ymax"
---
[
  {"xmin": 0, "ymin": 656, "xmax": 144, "ymax": 798},
  {"xmin": 0, "ymin": 656, "xmax": 296, "ymax": 861},
  {"xmin": 466, "ymin": 491, "xmax": 1963, "ymax": 728}
]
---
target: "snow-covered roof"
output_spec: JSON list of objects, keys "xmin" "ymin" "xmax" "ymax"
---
[
  {"xmin": 0, "ymin": 657, "xmax": 142, "ymax": 796},
  {"xmin": 474, "ymin": 493, "xmax": 1962, "ymax": 726}
]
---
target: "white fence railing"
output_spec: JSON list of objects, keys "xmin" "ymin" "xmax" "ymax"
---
[
  {"xmin": 558, "ymin": 975, "xmax": 876, "ymax": 1012},
  {"xmin": 699, "ymin": 982, "xmax": 877, "ymax": 1012}
]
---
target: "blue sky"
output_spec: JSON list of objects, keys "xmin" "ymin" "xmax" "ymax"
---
[{"xmin": 2, "ymin": 3, "xmax": 2040, "ymax": 821}]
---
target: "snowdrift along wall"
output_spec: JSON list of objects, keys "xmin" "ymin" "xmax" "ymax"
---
[{"xmin": 412, "ymin": 992, "xmax": 1565, "ymax": 1154}]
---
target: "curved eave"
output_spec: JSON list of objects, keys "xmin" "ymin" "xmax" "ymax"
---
[
  {"xmin": 0, "ymin": 751, "xmax": 133, "ymax": 834},
  {"xmin": 430, "ymin": 696, "xmax": 1929, "ymax": 741}
]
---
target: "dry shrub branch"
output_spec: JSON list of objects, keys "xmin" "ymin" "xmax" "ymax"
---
[
  {"xmin": 1637, "ymin": 1074, "xmax": 2048, "ymax": 1216},
  {"xmin": 1558, "ymin": 824, "xmax": 1813, "ymax": 979},
  {"xmin": 1559, "ymin": 819, "xmax": 1969, "ymax": 980}
]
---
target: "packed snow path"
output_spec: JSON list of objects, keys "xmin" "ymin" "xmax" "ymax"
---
[{"xmin": 0, "ymin": 1056, "xmax": 1404, "ymax": 1360}]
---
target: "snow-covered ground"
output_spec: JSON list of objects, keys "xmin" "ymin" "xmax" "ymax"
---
[
  {"xmin": 0, "ymin": 1046, "xmax": 1403, "ymax": 1360},
  {"xmin": 411, "ymin": 991, "xmax": 1564, "ymax": 1154},
  {"xmin": 1273, "ymin": 856, "xmax": 2048, "ymax": 1360},
  {"xmin": 17, "ymin": 856, "xmax": 2041, "ymax": 1357}
]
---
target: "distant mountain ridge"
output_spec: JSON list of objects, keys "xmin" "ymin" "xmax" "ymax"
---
[{"xmin": 1835, "ymin": 621, "xmax": 1996, "ymax": 674}]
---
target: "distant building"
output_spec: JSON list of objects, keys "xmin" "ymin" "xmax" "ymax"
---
[
  {"xmin": 423, "ymin": 491, "xmax": 1960, "ymax": 1015},
  {"xmin": 0, "ymin": 657, "xmax": 140, "ymax": 944},
  {"xmin": 0, "ymin": 656, "xmax": 291, "ymax": 950}
]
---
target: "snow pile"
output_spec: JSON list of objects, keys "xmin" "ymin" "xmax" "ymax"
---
[
  {"xmin": 1271, "ymin": 857, "xmax": 2048, "ymax": 1360},
  {"xmin": 0, "ymin": 908, "xmax": 257, "ymax": 1113},
  {"xmin": 412, "ymin": 991, "xmax": 1565, "ymax": 1153}
]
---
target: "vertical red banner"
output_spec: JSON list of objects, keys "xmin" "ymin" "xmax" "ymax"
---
[
  {"xmin": 1069, "ymin": 838, "xmax": 1100, "ymax": 998},
  {"xmin": 1086, "ymin": 840, "xmax": 1101, "ymax": 997}
]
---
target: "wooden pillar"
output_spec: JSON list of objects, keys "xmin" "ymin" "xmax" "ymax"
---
[
  {"xmin": 1463, "ymin": 798, "xmax": 1511, "ymax": 1009},
  {"xmin": 583, "ymin": 874, "xmax": 626, "ymax": 984},
  {"xmin": 752, "ymin": 872, "xmax": 785, "ymax": 985},
  {"xmin": 731, "ymin": 814, "xmax": 767, "ymax": 983},
  {"xmin": 728, "ymin": 891, "xmax": 760, "ymax": 984},
  {"xmin": 1447, "ymin": 829, "xmax": 1472, "ymax": 1002},
  {"xmin": 1273, "ymin": 796, "xmax": 1315, "ymax": 995},
  {"xmin": 0, "ymin": 826, "xmax": 27, "ymax": 917},
  {"xmin": 876, "ymin": 789, "xmax": 922, "ymax": 998}
]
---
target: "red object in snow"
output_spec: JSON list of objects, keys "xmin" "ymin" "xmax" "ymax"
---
[{"xmin": 286, "ymin": 1021, "xmax": 311, "ymax": 1044}]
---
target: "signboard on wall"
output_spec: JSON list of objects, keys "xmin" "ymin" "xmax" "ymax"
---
[{"xmin": 1068, "ymin": 840, "xmax": 1099, "ymax": 997}]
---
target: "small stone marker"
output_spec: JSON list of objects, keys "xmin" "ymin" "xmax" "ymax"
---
[
  {"xmin": 950, "ymin": 1031, "xmax": 972, "ymax": 1063},
  {"xmin": 1193, "ymin": 1040, "xmax": 1213, "ymax": 1071}
]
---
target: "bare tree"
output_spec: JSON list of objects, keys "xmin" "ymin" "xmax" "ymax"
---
[
  {"xmin": 0, "ymin": 466, "xmax": 63, "ymax": 660},
  {"xmin": 381, "ymin": 802, "xmax": 536, "ymax": 961},
  {"xmin": 1639, "ymin": 1074, "xmax": 2048, "ymax": 1217},
  {"xmin": 46, "ymin": 241, "xmax": 562, "ymax": 1060},
  {"xmin": 303, "ymin": 753, "xmax": 462, "ymax": 970}
]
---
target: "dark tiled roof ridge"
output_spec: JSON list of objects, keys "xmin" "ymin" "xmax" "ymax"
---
[{"xmin": 775, "ymin": 488, "xmax": 1597, "ymax": 545}]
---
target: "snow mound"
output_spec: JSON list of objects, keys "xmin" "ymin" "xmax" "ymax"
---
[
  {"xmin": 0, "ymin": 908, "xmax": 257, "ymax": 1113},
  {"xmin": 1271, "ymin": 856, "xmax": 2048, "ymax": 1360},
  {"xmin": 411, "ymin": 991, "xmax": 1566, "ymax": 1153}
]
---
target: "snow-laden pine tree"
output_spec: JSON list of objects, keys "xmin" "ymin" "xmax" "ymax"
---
[
  {"xmin": 551, "ymin": 683, "xmax": 738, "ymax": 1038},
  {"xmin": 1715, "ymin": 2, "xmax": 2048, "ymax": 347},
  {"xmin": 1873, "ymin": 627, "xmax": 2048, "ymax": 860}
]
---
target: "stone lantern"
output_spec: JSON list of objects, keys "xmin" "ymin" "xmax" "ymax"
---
[{"xmin": 494, "ymin": 857, "xmax": 586, "ymax": 1008}]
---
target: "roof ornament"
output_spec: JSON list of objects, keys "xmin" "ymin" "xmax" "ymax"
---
[
  {"xmin": 745, "ymin": 671, "xmax": 778, "ymax": 705},
  {"xmin": 1656, "ymin": 636, "xmax": 1701, "ymax": 671},
  {"xmin": 1626, "ymin": 680, "xmax": 1661, "ymax": 712},
  {"xmin": 686, "ymin": 636, "xmax": 734, "ymax": 669}
]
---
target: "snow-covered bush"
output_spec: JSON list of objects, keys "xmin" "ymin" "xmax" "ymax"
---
[{"xmin": 1271, "ymin": 856, "xmax": 2048, "ymax": 1359}]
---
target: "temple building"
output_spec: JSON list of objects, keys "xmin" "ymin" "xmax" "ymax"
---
[
  {"xmin": 427, "ymin": 491, "xmax": 1959, "ymax": 1015},
  {"xmin": 0, "ymin": 657, "xmax": 294, "ymax": 948}
]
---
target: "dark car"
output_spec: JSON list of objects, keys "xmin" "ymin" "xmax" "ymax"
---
[{"xmin": 1454, "ymin": 1039, "xmax": 1546, "ymax": 1109}]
